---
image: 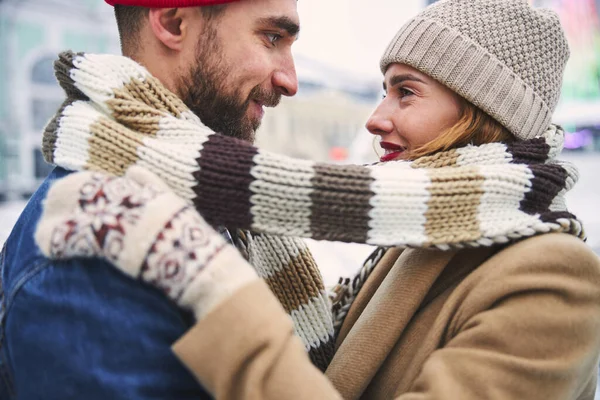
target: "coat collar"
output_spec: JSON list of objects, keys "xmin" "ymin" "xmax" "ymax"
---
[
  {"xmin": 326, "ymin": 248, "xmax": 457, "ymax": 398},
  {"xmin": 326, "ymin": 246, "xmax": 495, "ymax": 399}
]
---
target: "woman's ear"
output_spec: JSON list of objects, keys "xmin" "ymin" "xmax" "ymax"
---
[{"xmin": 148, "ymin": 8, "xmax": 190, "ymax": 51}]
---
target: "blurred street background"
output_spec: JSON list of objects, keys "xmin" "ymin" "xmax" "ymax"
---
[{"xmin": 1, "ymin": 0, "xmax": 599, "ymax": 289}]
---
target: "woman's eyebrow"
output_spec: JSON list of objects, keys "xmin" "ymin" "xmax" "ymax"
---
[{"xmin": 383, "ymin": 73, "xmax": 427, "ymax": 91}]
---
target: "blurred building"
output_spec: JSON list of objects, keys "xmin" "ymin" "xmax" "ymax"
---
[
  {"xmin": 4, "ymin": 0, "xmax": 595, "ymax": 199},
  {"xmin": 0, "ymin": 0, "xmax": 119, "ymax": 199},
  {"xmin": 257, "ymin": 55, "xmax": 380, "ymax": 162},
  {"xmin": 0, "ymin": 1, "xmax": 381, "ymax": 198},
  {"xmin": 544, "ymin": 0, "xmax": 600, "ymax": 152}
]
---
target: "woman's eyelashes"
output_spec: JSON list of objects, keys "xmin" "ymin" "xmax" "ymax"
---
[
  {"xmin": 382, "ymin": 87, "xmax": 415, "ymax": 101},
  {"xmin": 398, "ymin": 88, "xmax": 414, "ymax": 98}
]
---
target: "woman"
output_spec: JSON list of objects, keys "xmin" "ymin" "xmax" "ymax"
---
[{"xmin": 35, "ymin": 0, "xmax": 600, "ymax": 398}]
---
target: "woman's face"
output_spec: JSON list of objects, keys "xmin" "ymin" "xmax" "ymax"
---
[{"xmin": 366, "ymin": 63, "xmax": 463, "ymax": 162}]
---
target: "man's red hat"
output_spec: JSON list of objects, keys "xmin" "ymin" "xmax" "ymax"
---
[{"xmin": 105, "ymin": 0, "xmax": 239, "ymax": 6}]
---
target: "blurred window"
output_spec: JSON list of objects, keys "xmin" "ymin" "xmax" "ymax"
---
[
  {"xmin": 30, "ymin": 55, "xmax": 64, "ymax": 134},
  {"xmin": 32, "ymin": 98, "xmax": 63, "ymax": 131},
  {"xmin": 33, "ymin": 148, "xmax": 53, "ymax": 179},
  {"xmin": 0, "ymin": 129, "xmax": 5, "ymax": 181},
  {"xmin": 30, "ymin": 56, "xmax": 64, "ymax": 180},
  {"xmin": 31, "ymin": 56, "xmax": 58, "ymax": 85}
]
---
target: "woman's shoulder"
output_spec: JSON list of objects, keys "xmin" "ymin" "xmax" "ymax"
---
[
  {"xmin": 492, "ymin": 233, "xmax": 599, "ymax": 267},
  {"xmin": 448, "ymin": 233, "xmax": 600, "ymax": 331},
  {"xmin": 465, "ymin": 233, "xmax": 600, "ymax": 293}
]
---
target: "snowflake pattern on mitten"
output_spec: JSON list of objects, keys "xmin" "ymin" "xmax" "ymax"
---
[
  {"xmin": 141, "ymin": 207, "xmax": 227, "ymax": 301},
  {"xmin": 48, "ymin": 173, "xmax": 160, "ymax": 263},
  {"xmin": 44, "ymin": 172, "xmax": 228, "ymax": 304}
]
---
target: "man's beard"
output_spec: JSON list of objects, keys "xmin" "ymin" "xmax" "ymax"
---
[{"xmin": 177, "ymin": 26, "xmax": 281, "ymax": 143}]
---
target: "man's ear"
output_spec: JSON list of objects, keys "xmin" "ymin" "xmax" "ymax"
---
[{"xmin": 148, "ymin": 8, "xmax": 196, "ymax": 51}]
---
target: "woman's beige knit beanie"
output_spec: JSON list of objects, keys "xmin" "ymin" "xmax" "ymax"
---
[{"xmin": 380, "ymin": 0, "xmax": 570, "ymax": 140}]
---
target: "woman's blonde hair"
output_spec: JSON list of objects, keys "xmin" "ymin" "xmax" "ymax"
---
[{"xmin": 407, "ymin": 99, "xmax": 514, "ymax": 160}]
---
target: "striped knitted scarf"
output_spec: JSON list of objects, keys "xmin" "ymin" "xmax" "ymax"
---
[
  {"xmin": 41, "ymin": 52, "xmax": 335, "ymax": 371},
  {"xmin": 42, "ymin": 51, "xmax": 584, "ymax": 363}
]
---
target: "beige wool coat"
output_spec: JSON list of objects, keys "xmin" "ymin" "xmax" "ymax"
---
[{"xmin": 172, "ymin": 233, "xmax": 600, "ymax": 399}]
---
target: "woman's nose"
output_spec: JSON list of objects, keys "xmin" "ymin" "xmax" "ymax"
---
[{"xmin": 366, "ymin": 106, "xmax": 394, "ymax": 136}]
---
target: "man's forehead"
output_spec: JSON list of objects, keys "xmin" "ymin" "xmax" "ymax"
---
[
  {"xmin": 105, "ymin": 0, "xmax": 299, "ymax": 27},
  {"xmin": 231, "ymin": 0, "xmax": 300, "ymax": 34},
  {"xmin": 244, "ymin": 0, "xmax": 299, "ymax": 20},
  {"xmin": 105, "ymin": 0, "xmax": 243, "ymax": 6}
]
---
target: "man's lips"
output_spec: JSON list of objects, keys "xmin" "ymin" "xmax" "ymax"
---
[
  {"xmin": 379, "ymin": 141, "xmax": 407, "ymax": 162},
  {"xmin": 251, "ymin": 100, "xmax": 265, "ymax": 118},
  {"xmin": 251, "ymin": 97, "xmax": 279, "ymax": 117}
]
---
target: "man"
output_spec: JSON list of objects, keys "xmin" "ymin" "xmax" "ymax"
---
[{"xmin": 0, "ymin": 1, "xmax": 299, "ymax": 398}]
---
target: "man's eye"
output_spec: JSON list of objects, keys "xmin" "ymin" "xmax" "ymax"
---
[{"xmin": 265, "ymin": 33, "xmax": 283, "ymax": 45}]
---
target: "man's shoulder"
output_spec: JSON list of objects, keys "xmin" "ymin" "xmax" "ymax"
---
[
  {"xmin": 4, "ymin": 166, "xmax": 71, "ymax": 240},
  {"xmin": 1, "ymin": 168, "xmax": 193, "ymax": 322},
  {"xmin": 1, "ymin": 251, "xmax": 205, "ymax": 399},
  {"xmin": 1, "ymin": 165, "xmax": 195, "ymax": 324},
  {"xmin": 2, "ymin": 167, "xmax": 72, "ymax": 290}
]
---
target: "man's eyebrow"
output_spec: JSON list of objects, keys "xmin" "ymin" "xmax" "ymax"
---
[
  {"xmin": 383, "ymin": 73, "xmax": 427, "ymax": 91},
  {"xmin": 258, "ymin": 16, "xmax": 300, "ymax": 38}
]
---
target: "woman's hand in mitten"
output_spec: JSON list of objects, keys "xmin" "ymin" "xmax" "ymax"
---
[{"xmin": 35, "ymin": 167, "xmax": 258, "ymax": 319}]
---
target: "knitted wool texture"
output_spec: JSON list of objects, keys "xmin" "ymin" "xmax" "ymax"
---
[
  {"xmin": 42, "ymin": 51, "xmax": 584, "ymax": 358},
  {"xmin": 380, "ymin": 0, "xmax": 570, "ymax": 141},
  {"xmin": 43, "ymin": 51, "xmax": 584, "ymax": 250},
  {"xmin": 42, "ymin": 52, "xmax": 336, "ymax": 371}
]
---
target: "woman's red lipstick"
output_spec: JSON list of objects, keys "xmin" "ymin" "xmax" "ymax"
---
[{"xmin": 379, "ymin": 141, "xmax": 406, "ymax": 162}]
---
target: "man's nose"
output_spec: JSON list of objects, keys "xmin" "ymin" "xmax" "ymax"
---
[
  {"xmin": 272, "ymin": 58, "xmax": 298, "ymax": 97},
  {"xmin": 366, "ymin": 103, "xmax": 394, "ymax": 136}
]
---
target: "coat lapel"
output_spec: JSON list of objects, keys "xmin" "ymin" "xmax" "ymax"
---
[
  {"xmin": 335, "ymin": 247, "xmax": 404, "ymax": 347},
  {"xmin": 326, "ymin": 248, "xmax": 457, "ymax": 399}
]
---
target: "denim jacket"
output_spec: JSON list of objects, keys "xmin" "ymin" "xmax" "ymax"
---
[{"xmin": 0, "ymin": 168, "xmax": 211, "ymax": 399}]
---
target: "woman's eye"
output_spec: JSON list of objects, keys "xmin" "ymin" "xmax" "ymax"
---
[
  {"xmin": 265, "ymin": 33, "xmax": 282, "ymax": 46},
  {"xmin": 399, "ymin": 88, "xmax": 413, "ymax": 98}
]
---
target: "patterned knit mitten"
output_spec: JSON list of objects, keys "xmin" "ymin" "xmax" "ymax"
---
[{"xmin": 35, "ymin": 167, "xmax": 259, "ymax": 319}]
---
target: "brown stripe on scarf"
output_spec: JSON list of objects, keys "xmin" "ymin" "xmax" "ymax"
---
[
  {"xmin": 263, "ymin": 246, "xmax": 323, "ymax": 313},
  {"xmin": 192, "ymin": 134, "xmax": 258, "ymax": 229},
  {"xmin": 86, "ymin": 116, "xmax": 144, "ymax": 175},
  {"xmin": 259, "ymin": 242, "xmax": 334, "ymax": 372},
  {"xmin": 519, "ymin": 163, "xmax": 568, "ymax": 215},
  {"xmin": 107, "ymin": 81, "xmax": 165, "ymax": 137},
  {"xmin": 411, "ymin": 148, "xmax": 460, "ymax": 169},
  {"xmin": 43, "ymin": 98, "xmax": 78, "ymax": 164},
  {"xmin": 506, "ymin": 137, "xmax": 550, "ymax": 164},
  {"xmin": 539, "ymin": 211, "xmax": 579, "ymax": 223},
  {"xmin": 112, "ymin": 76, "xmax": 189, "ymax": 120},
  {"xmin": 54, "ymin": 51, "xmax": 88, "ymax": 101},
  {"xmin": 43, "ymin": 51, "xmax": 90, "ymax": 164},
  {"xmin": 505, "ymin": 139, "xmax": 569, "ymax": 216},
  {"xmin": 425, "ymin": 165, "xmax": 485, "ymax": 245},
  {"xmin": 309, "ymin": 329, "xmax": 335, "ymax": 373},
  {"xmin": 309, "ymin": 164, "xmax": 374, "ymax": 243}
]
